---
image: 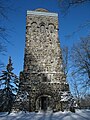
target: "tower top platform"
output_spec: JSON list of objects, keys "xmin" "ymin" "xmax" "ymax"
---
[{"xmin": 27, "ymin": 8, "xmax": 58, "ymax": 17}]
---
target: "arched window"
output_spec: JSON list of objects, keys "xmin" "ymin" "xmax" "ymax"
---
[
  {"xmin": 31, "ymin": 22, "xmax": 37, "ymax": 32},
  {"xmin": 40, "ymin": 22, "xmax": 45, "ymax": 33},
  {"xmin": 49, "ymin": 23, "xmax": 55, "ymax": 33}
]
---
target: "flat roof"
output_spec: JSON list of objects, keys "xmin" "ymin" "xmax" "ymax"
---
[{"xmin": 27, "ymin": 10, "xmax": 58, "ymax": 17}]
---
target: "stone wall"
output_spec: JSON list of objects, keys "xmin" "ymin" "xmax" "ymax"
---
[{"xmin": 18, "ymin": 9, "xmax": 69, "ymax": 112}]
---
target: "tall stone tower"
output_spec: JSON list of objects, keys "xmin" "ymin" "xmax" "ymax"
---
[{"xmin": 19, "ymin": 8, "xmax": 69, "ymax": 112}]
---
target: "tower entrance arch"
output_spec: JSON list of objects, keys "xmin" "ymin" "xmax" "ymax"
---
[{"xmin": 36, "ymin": 95, "xmax": 53, "ymax": 111}]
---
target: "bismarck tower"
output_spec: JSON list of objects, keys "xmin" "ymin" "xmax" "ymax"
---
[{"xmin": 19, "ymin": 8, "xmax": 69, "ymax": 112}]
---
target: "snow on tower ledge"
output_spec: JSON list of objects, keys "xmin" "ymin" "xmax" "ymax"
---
[{"xmin": 27, "ymin": 8, "xmax": 58, "ymax": 17}]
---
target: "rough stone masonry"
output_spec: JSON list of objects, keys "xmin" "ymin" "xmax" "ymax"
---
[{"xmin": 15, "ymin": 8, "xmax": 69, "ymax": 112}]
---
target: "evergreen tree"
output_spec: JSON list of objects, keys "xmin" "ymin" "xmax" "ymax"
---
[
  {"xmin": 60, "ymin": 91, "xmax": 76, "ymax": 112},
  {"xmin": 0, "ymin": 57, "xmax": 19, "ymax": 113}
]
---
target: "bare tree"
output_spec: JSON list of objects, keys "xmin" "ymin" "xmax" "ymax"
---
[
  {"xmin": 0, "ymin": 0, "xmax": 11, "ymax": 40},
  {"xmin": 0, "ymin": 0, "xmax": 14, "ymax": 68},
  {"xmin": 58, "ymin": 0, "xmax": 90, "ymax": 13},
  {"xmin": 71, "ymin": 77, "xmax": 83, "ymax": 107},
  {"xmin": 62, "ymin": 46, "xmax": 69, "ymax": 76},
  {"xmin": 0, "ymin": 42, "xmax": 6, "ymax": 69},
  {"xmin": 58, "ymin": 0, "xmax": 90, "ymax": 38},
  {"xmin": 71, "ymin": 35, "xmax": 90, "ymax": 92},
  {"xmin": 80, "ymin": 94, "xmax": 90, "ymax": 108}
]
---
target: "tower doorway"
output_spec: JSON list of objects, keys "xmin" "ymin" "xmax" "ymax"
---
[
  {"xmin": 41, "ymin": 96, "xmax": 48, "ymax": 111},
  {"xmin": 36, "ymin": 95, "xmax": 53, "ymax": 111}
]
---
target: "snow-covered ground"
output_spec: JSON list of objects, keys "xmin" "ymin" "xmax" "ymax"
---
[{"xmin": 0, "ymin": 109, "xmax": 90, "ymax": 120}]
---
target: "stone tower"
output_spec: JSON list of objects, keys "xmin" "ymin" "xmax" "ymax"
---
[{"xmin": 19, "ymin": 8, "xmax": 69, "ymax": 112}]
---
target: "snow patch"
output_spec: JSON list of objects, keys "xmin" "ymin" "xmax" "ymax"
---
[{"xmin": 0, "ymin": 110, "xmax": 90, "ymax": 120}]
